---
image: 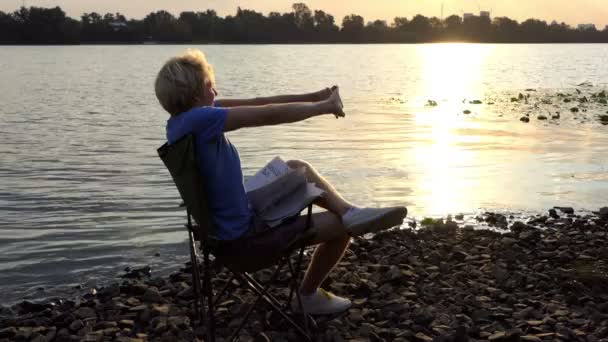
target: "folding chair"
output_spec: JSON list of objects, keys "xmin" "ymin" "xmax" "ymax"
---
[{"xmin": 157, "ymin": 134, "xmax": 319, "ymax": 342}]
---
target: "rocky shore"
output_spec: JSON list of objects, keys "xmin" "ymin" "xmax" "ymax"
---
[{"xmin": 1, "ymin": 208, "xmax": 607, "ymax": 342}]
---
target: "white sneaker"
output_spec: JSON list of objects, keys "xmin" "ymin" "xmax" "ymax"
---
[
  {"xmin": 342, "ymin": 206, "xmax": 407, "ymax": 236},
  {"xmin": 292, "ymin": 289, "xmax": 352, "ymax": 315}
]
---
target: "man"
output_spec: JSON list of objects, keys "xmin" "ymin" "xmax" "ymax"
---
[{"xmin": 156, "ymin": 49, "xmax": 407, "ymax": 315}]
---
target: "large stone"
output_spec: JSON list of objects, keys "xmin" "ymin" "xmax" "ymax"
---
[
  {"xmin": 412, "ymin": 309, "xmax": 434, "ymax": 326},
  {"xmin": 598, "ymin": 207, "xmax": 608, "ymax": 219},
  {"xmin": 414, "ymin": 332, "xmax": 433, "ymax": 342},
  {"xmin": 118, "ymin": 319, "xmax": 134, "ymax": 328},
  {"xmin": 69, "ymin": 319, "xmax": 84, "ymax": 331},
  {"xmin": 553, "ymin": 206, "xmax": 574, "ymax": 214},
  {"xmin": 142, "ymin": 287, "xmax": 162, "ymax": 303},
  {"xmin": 0, "ymin": 327, "xmax": 17, "ymax": 339},
  {"xmin": 167, "ymin": 316, "xmax": 190, "ymax": 329},
  {"xmin": 74, "ymin": 307, "xmax": 97, "ymax": 319}
]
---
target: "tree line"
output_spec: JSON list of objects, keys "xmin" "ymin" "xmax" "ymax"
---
[{"xmin": 1, "ymin": 3, "xmax": 607, "ymax": 44}]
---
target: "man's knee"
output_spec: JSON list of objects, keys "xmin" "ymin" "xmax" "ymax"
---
[{"xmin": 286, "ymin": 159, "xmax": 312, "ymax": 173}]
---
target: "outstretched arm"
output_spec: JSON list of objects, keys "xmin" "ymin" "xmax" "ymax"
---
[
  {"xmin": 216, "ymin": 87, "xmax": 335, "ymax": 107},
  {"xmin": 224, "ymin": 88, "xmax": 344, "ymax": 132}
]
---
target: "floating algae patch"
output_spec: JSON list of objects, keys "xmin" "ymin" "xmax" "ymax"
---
[{"xmin": 478, "ymin": 87, "xmax": 608, "ymax": 126}]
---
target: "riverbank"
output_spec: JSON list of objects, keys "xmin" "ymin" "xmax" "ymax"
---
[{"xmin": 1, "ymin": 208, "xmax": 607, "ymax": 341}]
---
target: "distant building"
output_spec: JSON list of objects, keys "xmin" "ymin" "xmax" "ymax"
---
[
  {"xmin": 463, "ymin": 13, "xmax": 474, "ymax": 20},
  {"xmin": 109, "ymin": 22, "xmax": 127, "ymax": 31},
  {"xmin": 577, "ymin": 23, "xmax": 596, "ymax": 31},
  {"xmin": 479, "ymin": 11, "xmax": 491, "ymax": 19}
]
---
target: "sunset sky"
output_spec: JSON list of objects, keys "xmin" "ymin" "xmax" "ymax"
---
[{"xmin": 1, "ymin": 0, "xmax": 607, "ymax": 27}]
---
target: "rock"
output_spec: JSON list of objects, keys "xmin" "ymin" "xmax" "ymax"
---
[
  {"xmin": 520, "ymin": 116, "xmax": 530, "ymax": 123},
  {"xmin": 142, "ymin": 287, "xmax": 162, "ymax": 303},
  {"xmin": 74, "ymin": 306, "xmax": 97, "ymax": 319},
  {"xmin": 414, "ymin": 332, "xmax": 433, "ymax": 342},
  {"xmin": 121, "ymin": 266, "xmax": 152, "ymax": 279},
  {"xmin": 510, "ymin": 221, "xmax": 529, "ymax": 232},
  {"xmin": 167, "ymin": 316, "xmax": 190, "ymax": 329},
  {"xmin": 95, "ymin": 321, "xmax": 118, "ymax": 330},
  {"xmin": 494, "ymin": 267, "xmax": 510, "ymax": 285},
  {"xmin": 98, "ymin": 284, "xmax": 120, "ymax": 298},
  {"xmin": 513, "ymin": 307, "xmax": 534, "ymax": 320},
  {"xmin": 69, "ymin": 319, "xmax": 84, "ymax": 331},
  {"xmin": 554, "ymin": 206, "xmax": 574, "ymax": 214},
  {"xmin": 451, "ymin": 251, "xmax": 471, "ymax": 262},
  {"xmin": 16, "ymin": 300, "xmax": 52, "ymax": 314},
  {"xmin": 598, "ymin": 207, "xmax": 608, "ymax": 219},
  {"xmin": 129, "ymin": 305, "xmax": 148, "ymax": 312},
  {"xmin": 151, "ymin": 304, "xmax": 170, "ymax": 316},
  {"xmin": 177, "ymin": 286, "xmax": 193, "ymax": 299},
  {"xmin": 549, "ymin": 209, "xmax": 559, "ymax": 219},
  {"xmin": 488, "ymin": 331, "xmax": 505, "ymax": 341},
  {"xmin": 0, "ymin": 327, "xmax": 17, "ymax": 339},
  {"xmin": 254, "ymin": 332, "xmax": 271, "ymax": 342},
  {"xmin": 118, "ymin": 319, "xmax": 134, "ymax": 328},
  {"xmin": 519, "ymin": 230, "xmax": 540, "ymax": 242},
  {"xmin": 386, "ymin": 266, "xmax": 403, "ymax": 281},
  {"xmin": 412, "ymin": 309, "xmax": 434, "ymax": 326},
  {"xmin": 501, "ymin": 237, "xmax": 518, "ymax": 246}
]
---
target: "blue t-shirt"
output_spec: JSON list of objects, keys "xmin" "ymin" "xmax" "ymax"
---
[{"xmin": 166, "ymin": 106, "xmax": 252, "ymax": 240}]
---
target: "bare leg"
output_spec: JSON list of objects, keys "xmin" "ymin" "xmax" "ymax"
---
[
  {"xmin": 297, "ymin": 212, "xmax": 351, "ymax": 295},
  {"xmin": 286, "ymin": 159, "xmax": 354, "ymax": 216}
]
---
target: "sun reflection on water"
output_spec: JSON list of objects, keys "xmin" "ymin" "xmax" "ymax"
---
[{"xmin": 412, "ymin": 44, "xmax": 493, "ymax": 215}]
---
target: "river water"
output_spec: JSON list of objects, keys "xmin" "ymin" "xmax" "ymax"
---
[{"xmin": 1, "ymin": 44, "xmax": 607, "ymax": 303}]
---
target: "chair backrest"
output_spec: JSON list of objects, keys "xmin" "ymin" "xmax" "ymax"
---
[{"xmin": 157, "ymin": 134, "xmax": 214, "ymax": 239}]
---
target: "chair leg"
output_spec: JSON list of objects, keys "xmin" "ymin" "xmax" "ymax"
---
[
  {"xmin": 202, "ymin": 245, "xmax": 216, "ymax": 342},
  {"xmin": 226, "ymin": 262, "xmax": 285, "ymax": 342},
  {"xmin": 287, "ymin": 256, "xmax": 316, "ymax": 337},
  {"xmin": 287, "ymin": 204, "xmax": 313, "ymax": 309},
  {"xmin": 213, "ymin": 273, "xmax": 236, "ymax": 307},
  {"xmin": 287, "ymin": 245, "xmax": 307, "ymax": 309},
  {"xmin": 188, "ymin": 229, "xmax": 203, "ymax": 324},
  {"xmin": 238, "ymin": 270, "xmax": 314, "ymax": 341}
]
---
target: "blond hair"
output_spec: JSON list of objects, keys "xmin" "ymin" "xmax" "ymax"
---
[{"xmin": 155, "ymin": 49, "xmax": 216, "ymax": 116}]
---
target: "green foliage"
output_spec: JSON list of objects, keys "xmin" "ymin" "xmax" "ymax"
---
[{"xmin": 421, "ymin": 217, "xmax": 437, "ymax": 226}]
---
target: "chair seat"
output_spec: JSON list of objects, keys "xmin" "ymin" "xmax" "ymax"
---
[{"xmin": 207, "ymin": 229, "xmax": 317, "ymax": 273}]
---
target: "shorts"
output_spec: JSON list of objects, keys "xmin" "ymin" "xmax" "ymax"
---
[{"xmin": 215, "ymin": 214, "xmax": 314, "ymax": 260}]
